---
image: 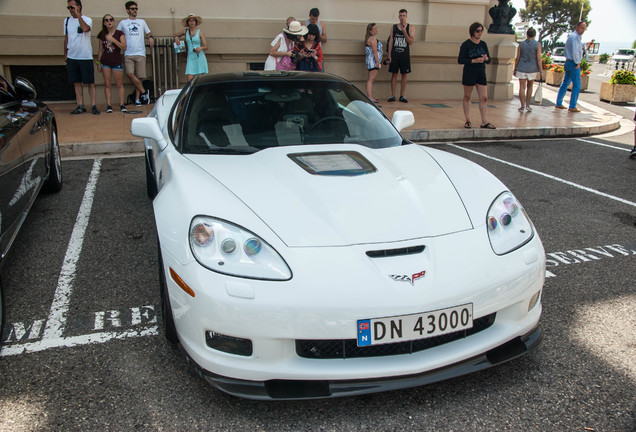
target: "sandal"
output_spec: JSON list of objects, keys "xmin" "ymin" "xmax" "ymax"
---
[
  {"xmin": 372, "ymin": 98, "xmax": 379, "ymax": 103},
  {"xmin": 464, "ymin": 121, "xmax": 471, "ymax": 129},
  {"xmin": 480, "ymin": 123, "xmax": 496, "ymax": 129}
]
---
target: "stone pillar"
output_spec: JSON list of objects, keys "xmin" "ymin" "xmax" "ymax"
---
[{"xmin": 420, "ymin": 0, "xmax": 517, "ymax": 100}]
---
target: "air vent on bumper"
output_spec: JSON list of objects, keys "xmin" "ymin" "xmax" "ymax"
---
[{"xmin": 366, "ymin": 245, "xmax": 425, "ymax": 258}]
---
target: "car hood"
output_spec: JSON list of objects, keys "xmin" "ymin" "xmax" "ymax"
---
[{"xmin": 185, "ymin": 144, "xmax": 473, "ymax": 247}]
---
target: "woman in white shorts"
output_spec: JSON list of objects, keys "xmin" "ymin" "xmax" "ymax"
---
[{"xmin": 514, "ymin": 28, "xmax": 543, "ymax": 112}]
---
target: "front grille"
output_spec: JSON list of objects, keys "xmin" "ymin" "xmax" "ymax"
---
[{"xmin": 296, "ymin": 313, "xmax": 496, "ymax": 359}]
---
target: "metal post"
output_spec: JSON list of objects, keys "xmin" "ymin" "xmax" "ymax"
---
[
  {"xmin": 163, "ymin": 39, "xmax": 169, "ymax": 95},
  {"xmin": 151, "ymin": 39, "xmax": 157, "ymax": 100}
]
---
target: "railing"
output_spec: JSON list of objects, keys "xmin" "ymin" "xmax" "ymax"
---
[
  {"xmin": 602, "ymin": 59, "xmax": 635, "ymax": 76},
  {"xmin": 149, "ymin": 38, "xmax": 182, "ymax": 98}
]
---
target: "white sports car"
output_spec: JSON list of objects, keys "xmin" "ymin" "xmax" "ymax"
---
[{"xmin": 132, "ymin": 71, "xmax": 545, "ymax": 400}]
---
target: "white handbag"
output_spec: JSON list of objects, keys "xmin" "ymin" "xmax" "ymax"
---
[{"xmin": 534, "ymin": 81, "xmax": 543, "ymax": 104}]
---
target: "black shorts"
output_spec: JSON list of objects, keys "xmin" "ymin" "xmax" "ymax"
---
[
  {"xmin": 462, "ymin": 68, "xmax": 487, "ymax": 86},
  {"xmin": 67, "ymin": 58, "xmax": 94, "ymax": 84},
  {"xmin": 389, "ymin": 56, "xmax": 411, "ymax": 74}
]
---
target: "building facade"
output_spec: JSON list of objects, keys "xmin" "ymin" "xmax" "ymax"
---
[{"xmin": 0, "ymin": 0, "xmax": 517, "ymax": 103}]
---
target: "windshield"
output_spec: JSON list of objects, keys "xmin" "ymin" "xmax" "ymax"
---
[
  {"xmin": 553, "ymin": 48, "xmax": 565, "ymax": 56},
  {"xmin": 614, "ymin": 49, "xmax": 635, "ymax": 56},
  {"xmin": 179, "ymin": 80, "xmax": 404, "ymax": 154}
]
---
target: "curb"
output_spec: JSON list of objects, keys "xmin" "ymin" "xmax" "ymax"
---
[
  {"xmin": 397, "ymin": 116, "xmax": 622, "ymax": 142},
  {"xmin": 59, "ymin": 115, "xmax": 622, "ymax": 158},
  {"xmin": 60, "ymin": 140, "xmax": 144, "ymax": 158}
]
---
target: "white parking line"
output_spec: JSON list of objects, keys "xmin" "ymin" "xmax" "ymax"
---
[
  {"xmin": 1, "ymin": 327, "xmax": 158, "ymax": 356},
  {"xmin": 577, "ymin": 138, "xmax": 631, "ymax": 151},
  {"xmin": 446, "ymin": 144, "xmax": 636, "ymax": 209},
  {"xmin": 42, "ymin": 159, "xmax": 102, "ymax": 339}
]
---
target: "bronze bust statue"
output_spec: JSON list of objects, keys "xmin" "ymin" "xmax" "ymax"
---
[{"xmin": 488, "ymin": 0, "xmax": 516, "ymax": 34}]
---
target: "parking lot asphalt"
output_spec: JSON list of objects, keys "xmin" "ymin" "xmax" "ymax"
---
[
  {"xmin": 49, "ymin": 80, "xmax": 623, "ymax": 158},
  {"xmin": 1, "ymin": 139, "xmax": 635, "ymax": 430}
]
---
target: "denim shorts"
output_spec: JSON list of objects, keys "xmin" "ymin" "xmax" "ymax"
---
[{"xmin": 102, "ymin": 64, "xmax": 124, "ymax": 71}]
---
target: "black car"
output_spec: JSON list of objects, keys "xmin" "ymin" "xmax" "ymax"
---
[{"xmin": 0, "ymin": 73, "xmax": 62, "ymax": 335}]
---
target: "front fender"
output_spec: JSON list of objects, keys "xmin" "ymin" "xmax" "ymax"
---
[{"xmin": 152, "ymin": 152, "xmax": 282, "ymax": 267}]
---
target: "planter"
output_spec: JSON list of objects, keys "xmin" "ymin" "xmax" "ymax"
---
[
  {"xmin": 546, "ymin": 70, "xmax": 564, "ymax": 86},
  {"xmin": 569, "ymin": 75, "xmax": 589, "ymax": 92},
  {"xmin": 599, "ymin": 81, "xmax": 636, "ymax": 103}
]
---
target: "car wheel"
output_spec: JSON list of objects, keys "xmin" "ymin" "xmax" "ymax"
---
[
  {"xmin": 158, "ymin": 250, "xmax": 178, "ymax": 344},
  {"xmin": 145, "ymin": 152, "xmax": 158, "ymax": 200},
  {"xmin": 43, "ymin": 125, "xmax": 63, "ymax": 193}
]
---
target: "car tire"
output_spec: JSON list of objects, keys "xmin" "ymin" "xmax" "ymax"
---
[
  {"xmin": 43, "ymin": 125, "xmax": 63, "ymax": 193},
  {"xmin": 145, "ymin": 152, "xmax": 158, "ymax": 200},
  {"xmin": 158, "ymin": 250, "xmax": 179, "ymax": 344},
  {"xmin": 0, "ymin": 276, "xmax": 4, "ymax": 340}
]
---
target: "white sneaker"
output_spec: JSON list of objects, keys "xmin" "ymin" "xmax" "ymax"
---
[{"xmin": 135, "ymin": 99, "xmax": 141, "ymax": 107}]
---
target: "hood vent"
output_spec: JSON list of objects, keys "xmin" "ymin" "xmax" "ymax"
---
[
  {"xmin": 288, "ymin": 151, "xmax": 377, "ymax": 176},
  {"xmin": 366, "ymin": 245, "xmax": 426, "ymax": 258}
]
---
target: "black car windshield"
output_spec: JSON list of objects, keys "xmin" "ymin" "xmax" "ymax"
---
[{"xmin": 180, "ymin": 79, "xmax": 403, "ymax": 154}]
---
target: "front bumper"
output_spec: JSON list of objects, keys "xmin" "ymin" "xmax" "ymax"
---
[
  {"xmin": 162, "ymin": 225, "xmax": 545, "ymax": 398},
  {"xmin": 185, "ymin": 324, "xmax": 542, "ymax": 400}
]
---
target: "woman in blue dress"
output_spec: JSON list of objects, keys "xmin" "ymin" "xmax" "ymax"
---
[
  {"xmin": 174, "ymin": 14, "xmax": 208, "ymax": 81},
  {"xmin": 365, "ymin": 23, "xmax": 382, "ymax": 103}
]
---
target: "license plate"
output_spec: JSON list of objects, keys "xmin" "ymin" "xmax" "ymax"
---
[{"xmin": 357, "ymin": 303, "xmax": 473, "ymax": 347}]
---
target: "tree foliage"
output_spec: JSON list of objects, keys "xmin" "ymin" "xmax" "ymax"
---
[{"xmin": 519, "ymin": 0, "xmax": 591, "ymax": 50}]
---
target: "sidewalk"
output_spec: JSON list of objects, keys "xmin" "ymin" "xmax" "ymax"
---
[{"xmin": 52, "ymin": 81, "xmax": 622, "ymax": 158}]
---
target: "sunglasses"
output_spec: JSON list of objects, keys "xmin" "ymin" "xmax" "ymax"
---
[
  {"xmin": 475, "ymin": 29, "xmax": 483, "ymax": 33},
  {"xmin": 66, "ymin": 6, "xmax": 76, "ymax": 10},
  {"xmin": 104, "ymin": 17, "xmax": 114, "ymax": 22},
  {"xmin": 128, "ymin": 7, "xmax": 138, "ymax": 10}
]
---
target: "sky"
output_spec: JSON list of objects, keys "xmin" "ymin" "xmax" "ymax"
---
[{"xmin": 509, "ymin": 0, "xmax": 636, "ymax": 46}]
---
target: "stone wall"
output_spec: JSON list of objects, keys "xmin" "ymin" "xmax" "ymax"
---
[{"xmin": 0, "ymin": 0, "xmax": 515, "ymax": 103}]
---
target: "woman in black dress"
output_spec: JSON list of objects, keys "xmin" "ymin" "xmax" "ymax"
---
[{"xmin": 457, "ymin": 22, "xmax": 495, "ymax": 129}]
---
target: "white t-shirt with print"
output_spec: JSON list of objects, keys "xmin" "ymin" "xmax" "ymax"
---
[
  {"xmin": 117, "ymin": 18, "xmax": 151, "ymax": 56},
  {"xmin": 64, "ymin": 15, "xmax": 93, "ymax": 60}
]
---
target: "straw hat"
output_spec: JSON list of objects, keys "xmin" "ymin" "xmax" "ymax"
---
[
  {"xmin": 283, "ymin": 20, "xmax": 308, "ymax": 36},
  {"xmin": 181, "ymin": 14, "xmax": 202, "ymax": 27}
]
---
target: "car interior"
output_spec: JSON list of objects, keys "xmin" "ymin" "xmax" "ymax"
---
[{"xmin": 184, "ymin": 84, "xmax": 353, "ymax": 153}]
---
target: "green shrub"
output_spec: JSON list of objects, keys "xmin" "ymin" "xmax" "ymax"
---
[
  {"xmin": 580, "ymin": 59, "xmax": 591, "ymax": 76},
  {"xmin": 599, "ymin": 53, "xmax": 610, "ymax": 64},
  {"xmin": 609, "ymin": 70, "xmax": 636, "ymax": 85}
]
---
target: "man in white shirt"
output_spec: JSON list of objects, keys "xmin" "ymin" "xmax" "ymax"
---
[
  {"xmin": 555, "ymin": 21, "xmax": 587, "ymax": 112},
  {"xmin": 117, "ymin": 1, "xmax": 154, "ymax": 106},
  {"xmin": 64, "ymin": 0, "xmax": 98, "ymax": 114}
]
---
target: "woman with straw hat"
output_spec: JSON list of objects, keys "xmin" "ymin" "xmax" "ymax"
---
[
  {"xmin": 264, "ymin": 19, "xmax": 308, "ymax": 71},
  {"xmin": 174, "ymin": 13, "xmax": 208, "ymax": 81}
]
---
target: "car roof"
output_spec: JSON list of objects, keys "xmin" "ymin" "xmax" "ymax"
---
[{"xmin": 191, "ymin": 71, "xmax": 352, "ymax": 86}]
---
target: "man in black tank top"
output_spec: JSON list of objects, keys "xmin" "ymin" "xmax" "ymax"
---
[{"xmin": 387, "ymin": 9, "xmax": 414, "ymax": 103}]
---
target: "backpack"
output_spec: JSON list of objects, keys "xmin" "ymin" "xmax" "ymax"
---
[{"xmin": 126, "ymin": 78, "xmax": 153, "ymax": 105}]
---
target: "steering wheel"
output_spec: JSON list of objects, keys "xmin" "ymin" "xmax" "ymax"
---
[{"xmin": 306, "ymin": 116, "xmax": 348, "ymax": 134}]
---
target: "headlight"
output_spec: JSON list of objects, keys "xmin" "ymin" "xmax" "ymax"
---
[
  {"xmin": 486, "ymin": 192, "xmax": 534, "ymax": 255},
  {"xmin": 189, "ymin": 216, "xmax": 292, "ymax": 280}
]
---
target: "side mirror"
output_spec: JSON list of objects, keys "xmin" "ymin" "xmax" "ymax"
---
[
  {"xmin": 131, "ymin": 117, "xmax": 168, "ymax": 150},
  {"xmin": 131, "ymin": 117, "xmax": 167, "ymax": 149},
  {"xmin": 14, "ymin": 77, "xmax": 37, "ymax": 100},
  {"xmin": 391, "ymin": 110, "xmax": 415, "ymax": 132}
]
